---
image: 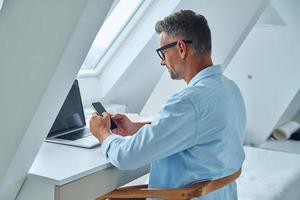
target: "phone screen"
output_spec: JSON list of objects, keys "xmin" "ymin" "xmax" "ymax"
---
[{"xmin": 91, "ymin": 102, "xmax": 117, "ymax": 130}]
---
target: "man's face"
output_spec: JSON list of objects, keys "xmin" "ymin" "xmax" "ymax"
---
[{"xmin": 159, "ymin": 33, "xmax": 183, "ymax": 80}]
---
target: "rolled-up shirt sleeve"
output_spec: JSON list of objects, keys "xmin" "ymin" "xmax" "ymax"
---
[{"xmin": 101, "ymin": 93, "xmax": 198, "ymax": 170}]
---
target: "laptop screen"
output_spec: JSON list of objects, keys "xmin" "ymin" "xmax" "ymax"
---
[{"xmin": 47, "ymin": 80, "xmax": 86, "ymax": 137}]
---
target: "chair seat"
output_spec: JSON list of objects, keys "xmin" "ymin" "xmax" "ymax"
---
[{"xmin": 97, "ymin": 168, "xmax": 241, "ymax": 200}]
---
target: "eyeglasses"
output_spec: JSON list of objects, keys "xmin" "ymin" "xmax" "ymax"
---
[{"xmin": 156, "ymin": 40, "xmax": 192, "ymax": 61}]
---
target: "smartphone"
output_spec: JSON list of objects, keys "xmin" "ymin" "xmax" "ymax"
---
[{"xmin": 91, "ymin": 102, "xmax": 117, "ymax": 130}]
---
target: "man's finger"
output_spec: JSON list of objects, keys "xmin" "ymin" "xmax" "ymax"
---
[
  {"xmin": 111, "ymin": 128, "xmax": 118, "ymax": 134},
  {"xmin": 102, "ymin": 112, "xmax": 110, "ymax": 118},
  {"xmin": 111, "ymin": 113, "xmax": 122, "ymax": 119},
  {"xmin": 92, "ymin": 113, "xmax": 99, "ymax": 117}
]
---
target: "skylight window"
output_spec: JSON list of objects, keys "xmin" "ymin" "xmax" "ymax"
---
[
  {"xmin": 81, "ymin": 0, "xmax": 143, "ymax": 70},
  {"xmin": 0, "ymin": 0, "xmax": 4, "ymax": 11}
]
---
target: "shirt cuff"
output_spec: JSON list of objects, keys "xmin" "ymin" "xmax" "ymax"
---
[{"xmin": 101, "ymin": 133, "xmax": 124, "ymax": 159}]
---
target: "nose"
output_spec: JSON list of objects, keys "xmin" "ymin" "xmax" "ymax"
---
[{"xmin": 160, "ymin": 60, "xmax": 166, "ymax": 66}]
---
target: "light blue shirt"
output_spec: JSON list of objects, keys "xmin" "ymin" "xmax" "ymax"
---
[{"xmin": 102, "ymin": 65, "xmax": 246, "ymax": 200}]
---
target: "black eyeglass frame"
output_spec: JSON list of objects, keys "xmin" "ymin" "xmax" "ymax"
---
[{"xmin": 156, "ymin": 40, "xmax": 192, "ymax": 61}]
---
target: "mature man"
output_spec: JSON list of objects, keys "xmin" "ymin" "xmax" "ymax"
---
[{"xmin": 89, "ymin": 10, "xmax": 246, "ymax": 199}]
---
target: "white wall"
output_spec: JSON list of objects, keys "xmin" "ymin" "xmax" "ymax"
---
[
  {"xmin": 276, "ymin": 89, "xmax": 300, "ymax": 127},
  {"xmin": 0, "ymin": 0, "xmax": 112, "ymax": 199},
  {"xmin": 224, "ymin": 0, "xmax": 300, "ymax": 144},
  {"xmin": 294, "ymin": 110, "xmax": 300, "ymax": 123}
]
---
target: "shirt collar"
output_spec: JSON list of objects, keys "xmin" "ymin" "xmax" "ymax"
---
[{"xmin": 188, "ymin": 65, "xmax": 222, "ymax": 87}]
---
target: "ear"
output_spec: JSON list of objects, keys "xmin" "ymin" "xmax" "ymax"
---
[{"xmin": 177, "ymin": 40, "xmax": 187, "ymax": 59}]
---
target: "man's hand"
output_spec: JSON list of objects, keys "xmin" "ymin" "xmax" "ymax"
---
[
  {"xmin": 89, "ymin": 112, "xmax": 111, "ymax": 143},
  {"xmin": 111, "ymin": 114, "xmax": 145, "ymax": 136}
]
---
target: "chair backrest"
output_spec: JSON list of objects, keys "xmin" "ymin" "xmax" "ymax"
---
[
  {"xmin": 186, "ymin": 168, "xmax": 242, "ymax": 197},
  {"xmin": 97, "ymin": 168, "xmax": 242, "ymax": 200}
]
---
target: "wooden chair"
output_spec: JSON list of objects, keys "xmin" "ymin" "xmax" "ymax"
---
[{"xmin": 97, "ymin": 168, "xmax": 241, "ymax": 200}]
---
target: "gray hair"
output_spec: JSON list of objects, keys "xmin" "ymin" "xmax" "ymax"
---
[{"xmin": 155, "ymin": 10, "xmax": 211, "ymax": 55}]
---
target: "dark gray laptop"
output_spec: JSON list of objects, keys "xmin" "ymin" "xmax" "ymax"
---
[{"xmin": 46, "ymin": 80, "xmax": 100, "ymax": 148}]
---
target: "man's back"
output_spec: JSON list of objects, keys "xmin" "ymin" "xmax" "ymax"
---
[{"xmin": 148, "ymin": 65, "xmax": 246, "ymax": 199}]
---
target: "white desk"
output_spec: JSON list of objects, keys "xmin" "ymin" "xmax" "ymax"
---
[{"xmin": 17, "ymin": 142, "xmax": 149, "ymax": 200}]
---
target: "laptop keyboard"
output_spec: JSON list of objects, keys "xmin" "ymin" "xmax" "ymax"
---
[{"xmin": 56, "ymin": 128, "xmax": 91, "ymax": 141}]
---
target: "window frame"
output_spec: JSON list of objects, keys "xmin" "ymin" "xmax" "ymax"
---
[{"xmin": 78, "ymin": 0, "xmax": 152, "ymax": 78}]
